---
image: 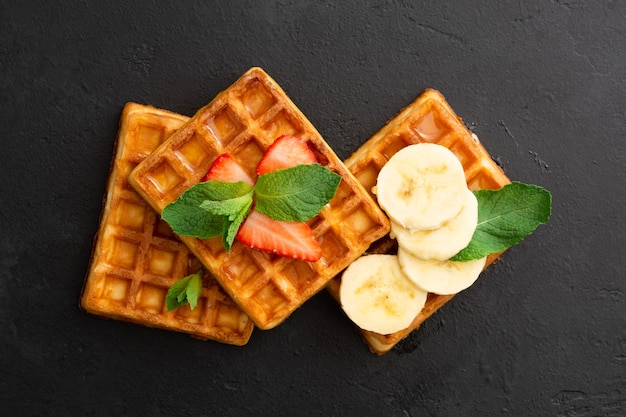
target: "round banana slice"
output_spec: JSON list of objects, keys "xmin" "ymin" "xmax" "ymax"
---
[
  {"xmin": 340, "ymin": 254, "xmax": 428, "ymax": 335},
  {"xmin": 390, "ymin": 188, "xmax": 478, "ymax": 261},
  {"xmin": 376, "ymin": 143, "xmax": 467, "ymax": 231},
  {"xmin": 397, "ymin": 248, "xmax": 487, "ymax": 295}
]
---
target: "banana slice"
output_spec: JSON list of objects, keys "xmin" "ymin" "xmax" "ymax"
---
[
  {"xmin": 390, "ymin": 188, "xmax": 478, "ymax": 261},
  {"xmin": 397, "ymin": 248, "xmax": 487, "ymax": 295},
  {"xmin": 339, "ymin": 254, "xmax": 428, "ymax": 335},
  {"xmin": 375, "ymin": 143, "xmax": 467, "ymax": 231}
]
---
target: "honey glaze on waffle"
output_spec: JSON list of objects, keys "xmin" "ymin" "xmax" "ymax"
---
[
  {"xmin": 326, "ymin": 89, "xmax": 511, "ymax": 354},
  {"xmin": 81, "ymin": 103, "xmax": 253, "ymax": 345},
  {"xmin": 128, "ymin": 68, "xmax": 390, "ymax": 330}
]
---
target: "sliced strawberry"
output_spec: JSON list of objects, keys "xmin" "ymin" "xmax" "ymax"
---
[
  {"xmin": 236, "ymin": 210, "xmax": 322, "ymax": 262},
  {"xmin": 203, "ymin": 153, "xmax": 255, "ymax": 185},
  {"xmin": 256, "ymin": 135, "xmax": 318, "ymax": 176}
]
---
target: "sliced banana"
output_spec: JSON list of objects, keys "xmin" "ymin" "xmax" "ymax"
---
[
  {"xmin": 397, "ymin": 248, "xmax": 486, "ymax": 295},
  {"xmin": 340, "ymin": 254, "xmax": 428, "ymax": 335},
  {"xmin": 375, "ymin": 143, "xmax": 467, "ymax": 231},
  {"xmin": 390, "ymin": 188, "xmax": 478, "ymax": 261}
]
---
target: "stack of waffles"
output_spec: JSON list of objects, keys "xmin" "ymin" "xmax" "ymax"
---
[
  {"xmin": 81, "ymin": 68, "xmax": 510, "ymax": 352},
  {"xmin": 81, "ymin": 103, "xmax": 254, "ymax": 345}
]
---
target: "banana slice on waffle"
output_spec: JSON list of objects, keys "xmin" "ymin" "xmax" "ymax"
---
[{"xmin": 327, "ymin": 89, "xmax": 511, "ymax": 355}]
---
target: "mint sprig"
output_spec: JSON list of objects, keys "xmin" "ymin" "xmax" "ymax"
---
[
  {"xmin": 450, "ymin": 182, "xmax": 552, "ymax": 262},
  {"xmin": 161, "ymin": 164, "xmax": 341, "ymax": 251},
  {"xmin": 165, "ymin": 270, "xmax": 203, "ymax": 311},
  {"xmin": 255, "ymin": 164, "xmax": 342, "ymax": 222}
]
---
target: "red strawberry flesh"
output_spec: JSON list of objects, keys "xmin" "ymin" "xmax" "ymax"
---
[
  {"xmin": 256, "ymin": 135, "xmax": 317, "ymax": 176},
  {"xmin": 203, "ymin": 153, "xmax": 254, "ymax": 185},
  {"xmin": 201, "ymin": 141, "xmax": 324, "ymax": 262},
  {"xmin": 236, "ymin": 211, "xmax": 322, "ymax": 262}
]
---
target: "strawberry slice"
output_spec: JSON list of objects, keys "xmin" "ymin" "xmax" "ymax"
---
[
  {"xmin": 236, "ymin": 210, "xmax": 322, "ymax": 262},
  {"xmin": 203, "ymin": 154, "xmax": 255, "ymax": 185},
  {"xmin": 256, "ymin": 135, "xmax": 317, "ymax": 176},
  {"xmin": 202, "ymin": 143, "xmax": 323, "ymax": 262}
]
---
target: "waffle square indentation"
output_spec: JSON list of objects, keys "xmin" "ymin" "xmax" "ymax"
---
[
  {"xmin": 114, "ymin": 198, "xmax": 147, "ymax": 231},
  {"xmin": 262, "ymin": 109, "xmax": 302, "ymax": 139},
  {"xmin": 330, "ymin": 180, "xmax": 355, "ymax": 207},
  {"xmin": 239, "ymin": 79, "xmax": 277, "ymax": 119},
  {"xmin": 411, "ymin": 108, "xmax": 450, "ymax": 142},
  {"xmin": 146, "ymin": 245, "xmax": 177, "ymax": 277},
  {"xmin": 203, "ymin": 106, "xmax": 244, "ymax": 146},
  {"xmin": 174, "ymin": 132, "xmax": 216, "ymax": 172},
  {"xmin": 153, "ymin": 219, "xmax": 176, "ymax": 239},
  {"xmin": 231, "ymin": 136, "xmax": 265, "ymax": 170},
  {"xmin": 353, "ymin": 163, "xmax": 380, "ymax": 199},
  {"xmin": 281, "ymin": 261, "xmax": 319, "ymax": 293},
  {"xmin": 344, "ymin": 207, "xmax": 379, "ymax": 236},
  {"xmin": 215, "ymin": 304, "xmax": 250, "ymax": 332},
  {"xmin": 448, "ymin": 140, "xmax": 482, "ymax": 171},
  {"xmin": 250, "ymin": 281, "xmax": 289, "ymax": 316},
  {"xmin": 145, "ymin": 160, "xmax": 184, "ymax": 195},
  {"xmin": 135, "ymin": 283, "xmax": 166, "ymax": 314},
  {"xmin": 319, "ymin": 229, "xmax": 349, "ymax": 265},
  {"xmin": 468, "ymin": 166, "xmax": 504, "ymax": 191},
  {"xmin": 102, "ymin": 274, "xmax": 131, "ymax": 303},
  {"xmin": 175, "ymin": 301, "xmax": 204, "ymax": 324},
  {"xmin": 223, "ymin": 251, "xmax": 263, "ymax": 289},
  {"xmin": 107, "ymin": 237, "xmax": 140, "ymax": 270},
  {"xmin": 381, "ymin": 133, "xmax": 414, "ymax": 160},
  {"xmin": 135, "ymin": 124, "xmax": 165, "ymax": 155}
]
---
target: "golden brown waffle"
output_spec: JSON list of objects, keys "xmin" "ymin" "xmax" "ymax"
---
[
  {"xmin": 326, "ymin": 88, "xmax": 511, "ymax": 354},
  {"xmin": 81, "ymin": 102, "xmax": 254, "ymax": 345},
  {"xmin": 128, "ymin": 68, "xmax": 390, "ymax": 330}
]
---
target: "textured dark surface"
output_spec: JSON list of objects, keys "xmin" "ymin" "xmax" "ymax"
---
[{"xmin": 1, "ymin": 1, "xmax": 624, "ymax": 416}]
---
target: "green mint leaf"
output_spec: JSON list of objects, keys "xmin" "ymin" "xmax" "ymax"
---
[
  {"xmin": 221, "ymin": 198, "xmax": 253, "ymax": 252},
  {"xmin": 162, "ymin": 181, "xmax": 252, "ymax": 239},
  {"xmin": 451, "ymin": 182, "xmax": 552, "ymax": 261},
  {"xmin": 199, "ymin": 192, "xmax": 253, "ymax": 217},
  {"xmin": 162, "ymin": 183, "xmax": 226, "ymax": 239},
  {"xmin": 254, "ymin": 164, "xmax": 342, "ymax": 222},
  {"xmin": 165, "ymin": 271, "xmax": 203, "ymax": 311},
  {"xmin": 200, "ymin": 180, "xmax": 253, "ymax": 200}
]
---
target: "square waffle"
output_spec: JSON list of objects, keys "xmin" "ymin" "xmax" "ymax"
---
[
  {"xmin": 326, "ymin": 89, "xmax": 511, "ymax": 354},
  {"xmin": 128, "ymin": 68, "xmax": 390, "ymax": 330},
  {"xmin": 81, "ymin": 102, "xmax": 254, "ymax": 345}
]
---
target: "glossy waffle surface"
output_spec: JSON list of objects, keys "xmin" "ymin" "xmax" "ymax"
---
[
  {"xmin": 326, "ymin": 89, "xmax": 511, "ymax": 354},
  {"xmin": 128, "ymin": 68, "xmax": 390, "ymax": 330},
  {"xmin": 81, "ymin": 102, "xmax": 254, "ymax": 345}
]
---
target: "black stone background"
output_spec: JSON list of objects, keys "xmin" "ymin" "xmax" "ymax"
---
[{"xmin": 1, "ymin": 1, "xmax": 624, "ymax": 416}]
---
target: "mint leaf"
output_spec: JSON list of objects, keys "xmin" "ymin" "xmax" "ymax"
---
[
  {"xmin": 162, "ymin": 184, "xmax": 225, "ymax": 239},
  {"xmin": 254, "ymin": 164, "xmax": 342, "ymax": 222},
  {"xmin": 451, "ymin": 182, "xmax": 552, "ymax": 261},
  {"xmin": 162, "ymin": 181, "xmax": 252, "ymax": 239},
  {"xmin": 221, "ymin": 198, "xmax": 252, "ymax": 252},
  {"xmin": 165, "ymin": 271, "xmax": 203, "ymax": 311},
  {"xmin": 200, "ymin": 180, "xmax": 253, "ymax": 200}
]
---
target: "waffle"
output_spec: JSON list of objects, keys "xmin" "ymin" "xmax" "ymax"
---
[
  {"xmin": 128, "ymin": 68, "xmax": 390, "ymax": 330},
  {"xmin": 81, "ymin": 102, "xmax": 254, "ymax": 345},
  {"xmin": 326, "ymin": 88, "xmax": 511, "ymax": 354}
]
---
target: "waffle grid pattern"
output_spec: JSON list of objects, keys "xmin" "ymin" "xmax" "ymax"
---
[
  {"xmin": 81, "ymin": 103, "xmax": 253, "ymax": 345},
  {"xmin": 327, "ymin": 89, "xmax": 511, "ymax": 354},
  {"xmin": 129, "ymin": 68, "xmax": 390, "ymax": 329}
]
